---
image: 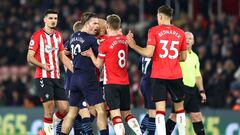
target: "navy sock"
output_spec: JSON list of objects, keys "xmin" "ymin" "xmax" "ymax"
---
[
  {"xmin": 140, "ymin": 114, "xmax": 149, "ymax": 133},
  {"xmin": 148, "ymin": 117, "xmax": 156, "ymax": 135},
  {"xmin": 59, "ymin": 132, "xmax": 67, "ymax": 135},
  {"xmin": 81, "ymin": 117, "xmax": 93, "ymax": 135},
  {"xmin": 74, "ymin": 115, "xmax": 84, "ymax": 135},
  {"xmin": 100, "ymin": 129, "xmax": 109, "ymax": 135},
  {"xmin": 56, "ymin": 120, "xmax": 62, "ymax": 134},
  {"xmin": 90, "ymin": 114, "xmax": 95, "ymax": 122},
  {"xmin": 166, "ymin": 119, "xmax": 176, "ymax": 135}
]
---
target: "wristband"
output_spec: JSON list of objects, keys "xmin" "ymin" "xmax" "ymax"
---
[{"xmin": 199, "ymin": 90, "xmax": 205, "ymax": 94}]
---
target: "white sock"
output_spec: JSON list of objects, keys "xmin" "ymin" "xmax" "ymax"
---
[
  {"xmin": 112, "ymin": 116, "xmax": 125, "ymax": 135},
  {"xmin": 176, "ymin": 110, "xmax": 186, "ymax": 135},
  {"xmin": 44, "ymin": 122, "xmax": 53, "ymax": 135},
  {"xmin": 53, "ymin": 112, "xmax": 62, "ymax": 126},
  {"xmin": 126, "ymin": 115, "xmax": 142, "ymax": 135},
  {"xmin": 155, "ymin": 111, "xmax": 166, "ymax": 135},
  {"xmin": 113, "ymin": 123, "xmax": 125, "ymax": 135}
]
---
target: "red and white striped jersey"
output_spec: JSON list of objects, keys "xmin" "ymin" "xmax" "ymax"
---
[{"xmin": 28, "ymin": 29, "xmax": 64, "ymax": 79}]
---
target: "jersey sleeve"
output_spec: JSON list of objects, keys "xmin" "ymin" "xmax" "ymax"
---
[
  {"xmin": 28, "ymin": 33, "xmax": 39, "ymax": 52},
  {"xmin": 180, "ymin": 33, "xmax": 187, "ymax": 51},
  {"xmin": 137, "ymin": 57, "xmax": 142, "ymax": 71},
  {"xmin": 58, "ymin": 33, "xmax": 65, "ymax": 52},
  {"xmin": 91, "ymin": 38, "xmax": 99, "ymax": 56},
  {"xmin": 147, "ymin": 28, "xmax": 156, "ymax": 46},
  {"xmin": 64, "ymin": 39, "xmax": 71, "ymax": 51},
  {"xmin": 195, "ymin": 56, "xmax": 201, "ymax": 77},
  {"xmin": 98, "ymin": 41, "xmax": 108, "ymax": 59}
]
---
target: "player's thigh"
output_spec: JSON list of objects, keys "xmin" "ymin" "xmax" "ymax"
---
[
  {"xmin": 83, "ymin": 83, "xmax": 104, "ymax": 106},
  {"xmin": 104, "ymin": 84, "xmax": 121, "ymax": 110},
  {"xmin": 140, "ymin": 79, "xmax": 155, "ymax": 109},
  {"xmin": 53, "ymin": 79, "xmax": 68, "ymax": 101},
  {"xmin": 35, "ymin": 78, "xmax": 54, "ymax": 102},
  {"xmin": 69, "ymin": 90, "xmax": 85, "ymax": 108},
  {"xmin": 151, "ymin": 78, "xmax": 168, "ymax": 102},
  {"xmin": 119, "ymin": 85, "xmax": 131, "ymax": 111},
  {"xmin": 168, "ymin": 78, "xmax": 185, "ymax": 103}
]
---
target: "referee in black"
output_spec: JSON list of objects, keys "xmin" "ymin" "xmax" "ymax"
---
[{"xmin": 166, "ymin": 31, "xmax": 206, "ymax": 135}]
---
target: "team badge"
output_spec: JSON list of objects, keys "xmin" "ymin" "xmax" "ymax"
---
[{"xmin": 45, "ymin": 44, "xmax": 52, "ymax": 53}]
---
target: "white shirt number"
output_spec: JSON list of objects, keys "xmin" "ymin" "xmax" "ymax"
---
[
  {"xmin": 159, "ymin": 40, "xmax": 179, "ymax": 59},
  {"xmin": 118, "ymin": 50, "xmax": 126, "ymax": 68}
]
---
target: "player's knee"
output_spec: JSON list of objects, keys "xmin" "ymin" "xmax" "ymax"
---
[
  {"xmin": 58, "ymin": 105, "xmax": 69, "ymax": 115},
  {"xmin": 96, "ymin": 108, "xmax": 106, "ymax": 116},
  {"xmin": 190, "ymin": 113, "xmax": 202, "ymax": 122}
]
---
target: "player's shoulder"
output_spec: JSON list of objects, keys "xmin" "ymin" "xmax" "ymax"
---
[
  {"xmin": 171, "ymin": 25, "xmax": 185, "ymax": 35},
  {"xmin": 31, "ymin": 29, "xmax": 44, "ymax": 37},
  {"xmin": 148, "ymin": 25, "xmax": 159, "ymax": 33},
  {"xmin": 53, "ymin": 30, "xmax": 61, "ymax": 35}
]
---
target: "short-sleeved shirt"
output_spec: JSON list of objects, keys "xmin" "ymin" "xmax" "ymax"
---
[
  {"xmin": 98, "ymin": 35, "xmax": 129, "ymax": 85},
  {"xmin": 138, "ymin": 57, "xmax": 152, "ymax": 80},
  {"xmin": 96, "ymin": 35, "xmax": 108, "ymax": 82},
  {"xmin": 147, "ymin": 25, "xmax": 187, "ymax": 79},
  {"xmin": 67, "ymin": 31, "xmax": 99, "ymax": 75},
  {"xmin": 28, "ymin": 29, "xmax": 64, "ymax": 79},
  {"xmin": 180, "ymin": 50, "xmax": 201, "ymax": 87}
]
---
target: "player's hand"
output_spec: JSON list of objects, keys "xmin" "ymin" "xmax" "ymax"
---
[
  {"xmin": 81, "ymin": 48, "xmax": 93, "ymax": 57},
  {"xmin": 126, "ymin": 30, "xmax": 136, "ymax": 48},
  {"xmin": 42, "ymin": 64, "xmax": 52, "ymax": 72},
  {"xmin": 200, "ymin": 93, "xmax": 207, "ymax": 103}
]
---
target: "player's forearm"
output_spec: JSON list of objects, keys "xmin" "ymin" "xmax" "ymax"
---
[
  {"xmin": 27, "ymin": 55, "xmax": 44, "ymax": 68},
  {"xmin": 196, "ymin": 76, "xmax": 204, "ymax": 91},
  {"xmin": 132, "ymin": 45, "xmax": 153, "ymax": 57},
  {"xmin": 179, "ymin": 51, "xmax": 187, "ymax": 62},
  {"xmin": 60, "ymin": 53, "xmax": 73, "ymax": 72},
  {"xmin": 90, "ymin": 55, "xmax": 102, "ymax": 69}
]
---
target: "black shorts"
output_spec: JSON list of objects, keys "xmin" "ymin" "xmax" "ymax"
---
[
  {"xmin": 151, "ymin": 78, "xmax": 185, "ymax": 102},
  {"xmin": 35, "ymin": 78, "xmax": 67, "ymax": 103},
  {"xmin": 104, "ymin": 84, "xmax": 130, "ymax": 111},
  {"xmin": 172, "ymin": 85, "xmax": 201, "ymax": 113}
]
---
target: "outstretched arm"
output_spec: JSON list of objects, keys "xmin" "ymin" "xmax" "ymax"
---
[
  {"xmin": 126, "ymin": 31, "xmax": 155, "ymax": 57},
  {"xmin": 81, "ymin": 48, "xmax": 104, "ymax": 69}
]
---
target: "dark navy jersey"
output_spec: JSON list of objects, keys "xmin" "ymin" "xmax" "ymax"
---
[
  {"xmin": 138, "ymin": 57, "xmax": 152, "ymax": 80},
  {"xmin": 64, "ymin": 39, "xmax": 72, "ymax": 75},
  {"xmin": 67, "ymin": 32, "xmax": 99, "ymax": 73}
]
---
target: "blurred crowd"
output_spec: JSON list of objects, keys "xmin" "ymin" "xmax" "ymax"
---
[{"xmin": 0, "ymin": 0, "xmax": 239, "ymax": 110}]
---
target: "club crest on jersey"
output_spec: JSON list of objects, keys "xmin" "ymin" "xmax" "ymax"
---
[
  {"xmin": 29, "ymin": 39, "xmax": 34, "ymax": 46},
  {"xmin": 45, "ymin": 44, "xmax": 52, "ymax": 53},
  {"xmin": 57, "ymin": 37, "xmax": 61, "ymax": 43}
]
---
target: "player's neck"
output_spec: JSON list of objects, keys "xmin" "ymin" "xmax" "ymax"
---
[
  {"xmin": 107, "ymin": 30, "xmax": 119, "ymax": 36},
  {"xmin": 159, "ymin": 20, "xmax": 171, "ymax": 25},
  {"xmin": 43, "ymin": 26, "xmax": 54, "ymax": 35}
]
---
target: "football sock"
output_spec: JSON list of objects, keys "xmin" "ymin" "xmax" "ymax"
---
[
  {"xmin": 140, "ymin": 114, "xmax": 149, "ymax": 133},
  {"xmin": 156, "ymin": 110, "xmax": 166, "ymax": 135},
  {"xmin": 193, "ymin": 121, "xmax": 205, "ymax": 135},
  {"xmin": 125, "ymin": 114, "xmax": 142, "ymax": 135},
  {"xmin": 166, "ymin": 118, "xmax": 176, "ymax": 135},
  {"xmin": 112, "ymin": 116, "xmax": 125, "ymax": 135},
  {"xmin": 176, "ymin": 110, "xmax": 186, "ymax": 135},
  {"xmin": 148, "ymin": 117, "xmax": 156, "ymax": 135}
]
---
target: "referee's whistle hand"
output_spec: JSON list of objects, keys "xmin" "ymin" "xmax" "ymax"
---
[{"xmin": 200, "ymin": 93, "xmax": 207, "ymax": 103}]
